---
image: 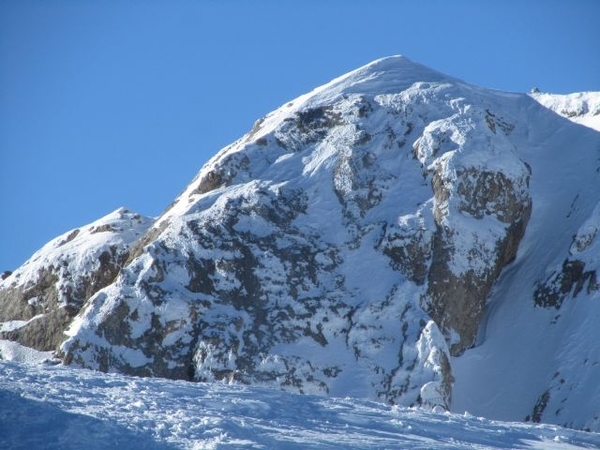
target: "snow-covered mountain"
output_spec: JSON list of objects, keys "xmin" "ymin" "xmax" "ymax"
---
[{"xmin": 2, "ymin": 56, "xmax": 600, "ymax": 432}]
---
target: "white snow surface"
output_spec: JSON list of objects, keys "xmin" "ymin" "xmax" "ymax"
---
[
  {"xmin": 1, "ymin": 359, "xmax": 600, "ymax": 450},
  {"xmin": 530, "ymin": 91, "xmax": 600, "ymax": 132},
  {"xmin": 0, "ymin": 339, "xmax": 54, "ymax": 365}
]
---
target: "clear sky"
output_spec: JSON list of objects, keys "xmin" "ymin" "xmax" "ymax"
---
[{"xmin": 1, "ymin": 0, "xmax": 599, "ymax": 272}]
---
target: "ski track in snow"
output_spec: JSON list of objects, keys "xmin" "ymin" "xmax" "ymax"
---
[{"xmin": 1, "ymin": 360, "xmax": 600, "ymax": 450}]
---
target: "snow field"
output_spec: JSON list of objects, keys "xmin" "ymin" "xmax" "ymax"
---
[{"xmin": 2, "ymin": 359, "xmax": 600, "ymax": 449}]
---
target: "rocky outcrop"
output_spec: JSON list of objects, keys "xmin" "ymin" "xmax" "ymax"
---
[
  {"xmin": 382, "ymin": 108, "xmax": 533, "ymax": 355},
  {"xmin": 534, "ymin": 202, "xmax": 600, "ymax": 310},
  {"xmin": 425, "ymin": 165, "xmax": 532, "ymax": 355},
  {"xmin": 0, "ymin": 208, "xmax": 153, "ymax": 351}
]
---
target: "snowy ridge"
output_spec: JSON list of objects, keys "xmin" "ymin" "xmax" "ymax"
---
[
  {"xmin": 2, "ymin": 360, "xmax": 600, "ymax": 450},
  {"xmin": 1, "ymin": 207, "xmax": 154, "ymax": 300},
  {"xmin": 0, "ymin": 208, "xmax": 154, "ymax": 351},
  {"xmin": 531, "ymin": 91, "xmax": 600, "ymax": 131}
]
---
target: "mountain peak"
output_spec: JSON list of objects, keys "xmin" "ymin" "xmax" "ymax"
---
[
  {"xmin": 341, "ymin": 55, "xmax": 454, "ymax": 85},
  {"xmin": 297, "ymin": 55, "xmax": 458, "ymax": 109},
  {"xmin": 3, "ymin": 58, "xmax": 600, "ymax": 432}
]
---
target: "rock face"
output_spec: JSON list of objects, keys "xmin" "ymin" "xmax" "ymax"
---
[
  {"xmin": 2, "ymin": 57, "xmax": 600, "ymax": 428},
  {"xmin": 0, "ymin": 209, "xmax": 153, "ymax": 351}
]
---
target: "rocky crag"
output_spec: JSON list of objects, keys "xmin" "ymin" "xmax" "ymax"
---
[{"xmin": 2, "ymin": 56, "xmax": 600, "ymax": 429}]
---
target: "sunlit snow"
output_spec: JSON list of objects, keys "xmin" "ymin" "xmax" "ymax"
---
[{"xmin": 1, "ymin": 358, "xmax": 599, "ymax": 449}]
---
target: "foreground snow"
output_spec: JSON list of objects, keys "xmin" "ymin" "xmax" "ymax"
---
[{"xmin": 1, "ymin": 358, "xmax": 599, "ymax": 449}]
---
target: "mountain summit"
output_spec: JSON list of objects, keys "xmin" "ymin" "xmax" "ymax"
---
[{"xmin": 2, "ymin": 56, "xmax": 600, "ymax": 430}]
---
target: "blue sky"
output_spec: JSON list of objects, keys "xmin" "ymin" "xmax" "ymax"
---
[{"xmin": 1, "ymin": 0, "xmax": 599, "ymax": 272}]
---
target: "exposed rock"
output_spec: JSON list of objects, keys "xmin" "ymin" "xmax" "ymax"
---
[
  {"xmin": 0, "ymin": 307, "xmax": 77, "ymax": 351},
  {"xmin": 534, "ymin": 259, "xmax": 598, "ymax": 309},
  {"xmin": 0, "ymin": 208, "xmax": 153, "ymax": 352},
  {"xmin": 426, "ymin": 165, "xmax": 532, "ymax": 355},
  {"xmin": 534, "ymin": 201, "xmax": 600, "ymax": 309},
  {"xmin": 526, "ymin": 389, "xmax": 551, "ymax": 423}
]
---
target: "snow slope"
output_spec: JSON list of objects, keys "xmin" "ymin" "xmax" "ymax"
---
[
  {"xmin": 453, "ymin": 94, "xmax": 600, "ymax": 428},
  {"xmin": 1, "ymin": 358, "xmax": 600, "ymax": 449},
  {"xmin": 531, "ymin": 91, "xmax": 600, "ymax": 132}
]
